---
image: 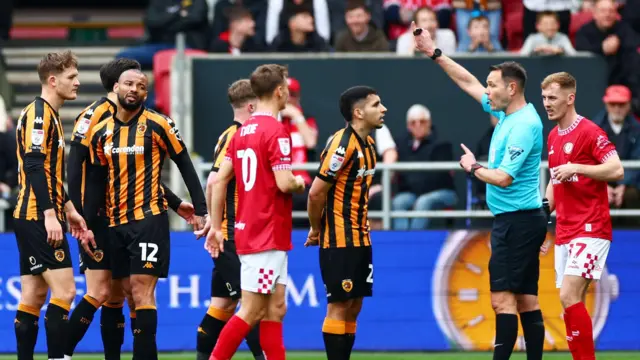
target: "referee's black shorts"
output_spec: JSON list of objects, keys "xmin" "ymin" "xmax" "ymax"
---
[{"xmin": 489, "ymin": 208, "xmax": 547, "ymax": 295}]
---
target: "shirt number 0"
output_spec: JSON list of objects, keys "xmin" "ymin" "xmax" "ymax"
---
[{"xmin": 237, "ymin": 148, "xmax": 257, "ymax": 191}]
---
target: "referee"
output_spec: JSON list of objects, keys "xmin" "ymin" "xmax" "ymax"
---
[{"xmin": 413, "ymin": 23, "xmax": 547, "ymax": 360}]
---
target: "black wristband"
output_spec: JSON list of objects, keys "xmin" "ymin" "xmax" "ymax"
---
[{"xmin": 470, "ymin": 163, "xmax": 484, "ymax": 178}]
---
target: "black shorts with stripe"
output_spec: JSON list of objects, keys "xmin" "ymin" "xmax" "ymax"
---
[{"xmin": 14, "ymin": 218, "xmax": 73, "ymax": 276}]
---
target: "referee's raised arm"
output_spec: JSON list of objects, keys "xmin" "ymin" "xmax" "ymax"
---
[{"xmin": 410, "ymin": 21, "xmax": 485, "ymax": 103}]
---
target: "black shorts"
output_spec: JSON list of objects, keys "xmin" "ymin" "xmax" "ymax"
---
[
  {"xmin": 79, "ymin": 217, "xmax": 111, "ymax": 274},
  {"xmin": 320, "ymin": 246, "xmax": 373, "ymax": 303},
  {"xmin": 489, "ymin": 208, "xmax": 547, "ymax": 295},
  {"xmin": 210, "ymin": 239, "xmax": 241, "ymax": 300},
  {"xmin": 109, "ymin": 212, "xmax": 170, "ymax": 280},
  {"xmin": 14, "ymin": 218, "xmax": 73, "ymax": 276}
]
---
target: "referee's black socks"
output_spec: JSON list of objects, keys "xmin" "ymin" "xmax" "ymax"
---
[
  {"xmin": 15, "ymin": 303, "xmax": 40, "ymax": 360},
  {"xmin": 66, "ymin": 295, "xmax": 101, "ymax": 357},
  {"xmin": 322, "ymin": 318, "xmax": 348, "ymax": 360},
  {"xmin": 520, "ymin": 310, "xmax": 545, "ymax": 360},
  {"xmin": 493, "ymin": 313, "xmax": 518, "ymax": 360},
  {"xmin": 101, "ymin": 302, "xmax": 125, "ymax": 360}
]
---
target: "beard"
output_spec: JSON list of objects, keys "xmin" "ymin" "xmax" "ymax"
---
[{"xmin": 118, "ymin": 93, "xmax": 143, "ymax": 111}]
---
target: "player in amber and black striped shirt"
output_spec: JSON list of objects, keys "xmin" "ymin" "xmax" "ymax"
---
[
  {"xmin": 84, "ymin": 68, "xmax": 206, "ymax": 360},
  {"xmin": 64, "ymin": 59, "xmax": 193, "ymax": 360},
  {"xmin": 305, "ymin": 86, "xmax": 386, "ymax": 360},
  {"xmin": 194, "ymin": 79, "xmax": 264, "ymax": 360},
  {"xmin": 13, "ymin": 51, "xmax": 92, "ymax": 360}
]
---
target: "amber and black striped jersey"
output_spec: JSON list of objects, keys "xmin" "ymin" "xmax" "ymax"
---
[
  {"xmin": 69, "ymin": 97, "xmax": 115, "ymax": 209},
  {"xmin": 89, "ymin": 108, "xmax": 186, "ymax": 226},
  {"xmin": 211, "ymin": 122, "xmax": 240, "ymax": 241},
  {"xmin": 14, "ymin": 97, "xmax": 67, "ymax": 222},
  {"xmin": 316, "ymin": 126, "xmax": 377, "ymax": 249}
]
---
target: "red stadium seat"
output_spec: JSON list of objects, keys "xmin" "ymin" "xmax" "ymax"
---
[
  {"xmin": 153, "ymin": 49, "xmax": 207, "ymax": 115},
  {"xmin": 570, "ymin": 11, "xmax": 594, "ymax": 45},
  {"xmin": 504, "ymin": 9, "xmax": 523, "ymax": 51}
]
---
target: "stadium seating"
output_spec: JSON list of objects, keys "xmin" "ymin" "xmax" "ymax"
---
[{"xmin": 152, "ymin": 49, "xmax": 207, "ymax": 115}]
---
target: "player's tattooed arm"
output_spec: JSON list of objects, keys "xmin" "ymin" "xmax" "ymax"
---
[{"xmin": 67, "ymin": 143, "xmax": 89, "ymax": 215}]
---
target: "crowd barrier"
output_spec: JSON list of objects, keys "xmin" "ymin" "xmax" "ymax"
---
[{"xmin": 0, "ymin": 230, "xmax": 638, "ymax": 353}]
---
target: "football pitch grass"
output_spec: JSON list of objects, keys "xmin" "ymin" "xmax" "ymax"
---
[{"xmin": 3, "ymin": 352, "xmax": 639, "ymax": 360}]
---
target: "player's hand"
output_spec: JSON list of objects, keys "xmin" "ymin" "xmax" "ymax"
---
[
  {"xmin": 205, "ymin": 228, "xmax": 224, "ymax": 258},
  {"xmin": 305, "ymin": 228, "xmax": 320, "ymax": 247},
  {"xmin": 553, "ymin": 162, "xmax": 579, "ymax": 182},
  {"xmin": 614, "ymin": 184, "xmax": 626, "ymax": 208},
  {"xmin": 177, "ymin": 202, "xmax": 195, "ymax": 223},
  {"xmin": 80, "ymin": 230, "xmax": 97, "ymax": 259},
  {"xmin": 44, "ymin": 209, "xmax": 64, "ymax": 247},
  {"xmin": 294, "ymin": 175, "xmax": 306, "ymax": 193},
  {"xmin": 540, "ymin": 240, "xmax": 550, "ymax": 255},
  {"xmin": 459, "ymin": 144, "xmax": 477, "ymax": 172},
  {"xmin": 194, "ymin": 215, "xmax": 211, "ymax": 240},
  {"xmin": 411, "ymin": 21, "xmax": 435, "ymax": 57},
  {"xmin": 66, "ymin": 209, "xmax": 88, "ymax": 240},
  {"xmin": 191, "ymin": 215, "xmax": 206, "ymax": 232}
]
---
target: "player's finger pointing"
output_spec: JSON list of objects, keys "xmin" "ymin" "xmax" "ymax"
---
[{"xmin": 460, "ymin": 143, "xmax": 471, "ymax": 154}]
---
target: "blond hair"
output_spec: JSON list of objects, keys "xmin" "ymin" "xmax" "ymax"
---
[{"xmin": 541, "ymin": 72, "xmax": 577, "ymax": 91}]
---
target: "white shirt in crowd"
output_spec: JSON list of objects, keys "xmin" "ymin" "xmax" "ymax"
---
[{"xmin": 395, "ymin": 29, "xmax": 457, "ymax": 55}]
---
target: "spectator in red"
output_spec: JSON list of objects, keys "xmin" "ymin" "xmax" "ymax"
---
[
  {"xmin": 383, "ymin": 0, "xmax": 452, "ymax": 41},
  {"xmin": 575, "ymin": 0, "xmax": 640, "ymax": 111},
  {"xmin": 209, "ymin": 6, "xmax": 265, "ymax": 54},
  {"xmin": 279, "ymin": 77, "xmax": 319, "ymax": 228}
]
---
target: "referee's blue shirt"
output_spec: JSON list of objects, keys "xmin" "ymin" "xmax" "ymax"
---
[{"xmin": 482, "ymin": 93, "xmax": 543, "ymax": 215}]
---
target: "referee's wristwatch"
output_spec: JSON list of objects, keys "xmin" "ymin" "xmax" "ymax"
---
[
  {"xmin": 470, "ymin": 163, "xmax": 483, "ymax": 178},
  {"xmin": 430, "ymin": 48, "xmax": 442, "ymax": 60}
]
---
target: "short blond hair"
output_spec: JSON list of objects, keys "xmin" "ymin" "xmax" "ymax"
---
[
  {"xmin": 227, "ymin": 79, "xmax": 256, "ymax": 108},
  {"xmin": 541, "ymin": 72, "xmax": 577, "ymax": 91},
  {"xmin": 37, "ymin": 50, "xmax": 78, "ymax": 84}
]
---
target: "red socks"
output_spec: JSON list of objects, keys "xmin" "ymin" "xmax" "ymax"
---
[
  {"xmin": 564, "ymin": 302, "xmax": 595, "ymax": 360},
  {"xmin": 209, "ymin": 315, "xmax": 251, "ymax": 360},
  {"xmin": 260, "ymin": 320, "xmax": 286, "ymax": 360}
]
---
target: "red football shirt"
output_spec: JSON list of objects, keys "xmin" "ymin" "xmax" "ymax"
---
[
  {"xmin": 548, "ymin": 115, "xmax": 617, "ymax": 245},
  {"xmin": 224, "ymin": 112, "xmax": 294, "ymax": 254}
]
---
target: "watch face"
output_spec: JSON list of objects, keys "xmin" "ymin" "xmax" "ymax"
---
[{"xmin": 433, "ymin": 231, "xmax": 609, "ymax": 351}]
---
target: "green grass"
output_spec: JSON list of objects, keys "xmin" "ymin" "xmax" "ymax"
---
[{"xmin": 4, "ymin": 352, "xmax": 639, "ymax": 360}]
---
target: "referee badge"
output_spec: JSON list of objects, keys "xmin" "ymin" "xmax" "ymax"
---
[
  {"xmin": 93, "ymin": 250, "xmax": 104, "ymax": 263},
  {"xmin": 54, "ymin": 249, "xmax": 65, "ymax": 262},
  {"xmin": 341, "ymin": 279, "xmax": 353, "ymax": 293}
]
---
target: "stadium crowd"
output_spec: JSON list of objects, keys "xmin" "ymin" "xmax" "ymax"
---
[{"xmin": 1, "ymin": 0, "xmax": 640, "ymax": 231}]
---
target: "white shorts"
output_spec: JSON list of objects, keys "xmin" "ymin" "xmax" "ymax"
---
[
  {"xmin": 239, "ymin": 250, "xmax": 288, "ymax": 294},
  {"xmin": 554, "ymin": 237, "xmax": 611, "ymax": 288}
]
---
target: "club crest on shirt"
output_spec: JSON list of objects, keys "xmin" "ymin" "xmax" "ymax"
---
[
  {"xmin": 342, "ymin": 279, "xmax": 353, "ymax": 293},
  {"xmin": 278, "ymin": 138, "xmax": 291, "ymax": 156},
  {"xmin": 137, "ymin": 123, "xmax": 147, "ymax": 136},
  {"xmin": 564, "ymin": 142, "xmax": 574, "ymax": 154}
]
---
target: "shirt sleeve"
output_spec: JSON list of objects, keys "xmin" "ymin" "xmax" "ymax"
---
[
  {"xmin": 154, "ymin": 116, "xmax": 187, "ymax": 159},
  {"xmin": 590, "ymin": 127, "xmax": 618, "ymax": 163},
  {"xmin": 89, "ymin": 127, "xmax": 107, "ymax": 166},
  {"xmin": 481, "ymin": 93, "xmax": 505, "ymax": 121},
  {"xmin": 316, "ymin": 131, "xmax": 355, "ymax": 183},
  {"xmin": 23, "ymin": 105, "xmax": 52, "ymax": 157},
  {"xmin": 212, "ymin": 131, "xmax": 233, "ymax": 172},
  {"xmin": 71, "ymin": 105, "xmax": 109, "ymax": 148},
  {"xmin": 497, "ymin": 124, "xmax": 537, "ymax": 179},
  {"xmin": 267, "ymin": 124, "xmax": 293, "ymax": 171}
]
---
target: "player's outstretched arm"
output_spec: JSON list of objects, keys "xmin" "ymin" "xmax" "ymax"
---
[
  {"xmin": 411, "ymin": 21, "xmax": 485, "ymax": 103},
  {"xmin": 172, "ymin": 151, "xmax": 207, "ymax": 217},
  {"xmin": 210, "ymin": 159, "xmax": 233, "ymax": 232}
]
